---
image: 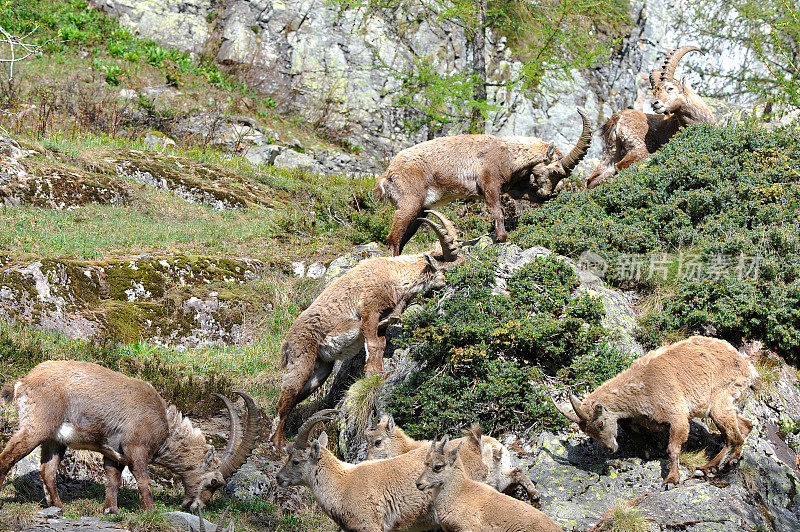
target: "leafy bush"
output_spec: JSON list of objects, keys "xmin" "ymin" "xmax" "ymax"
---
[
  {"xmin": 513, "ymin": 123, "xmax": 800, "ymax": 363},
  {"xmin": 386, "ymin": 251, "xmax": 632, "ymax": 438}
]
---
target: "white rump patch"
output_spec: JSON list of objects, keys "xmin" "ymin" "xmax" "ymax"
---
[{"xmin": 56, "ymin": 423, "xmax": 77, "ymax": 444}]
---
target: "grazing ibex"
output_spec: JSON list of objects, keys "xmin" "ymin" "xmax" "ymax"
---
[
  {"xmin": 270, "ymin": 211, "xmax": 462, "ymax": 451},
  {"xmin": 366, "ymin": 414, "xmax": 539, "ymax": 502},
  {"xmin": 0, "ymin": 360, "xmax": 260, "ymax": 513},
  {"xmin": 587, "ymin": 46, "xmax": 715, "ymax": 188},
  {"xmin": 416, "ymin": 437, "xmax": 563, "ymax": 531},
  {"xmin": 276, "ymin": 410, "xmax": 487, "ymax": 532},
  {"xmin": 375, "ymin": 110, "xmax": 592, "ymax": 255},
  {"xmin": 554, "ymin": 336, "xmax": 756, "ymax": 487}
]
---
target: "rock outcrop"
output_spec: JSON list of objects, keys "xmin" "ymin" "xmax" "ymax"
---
[{"xmin": 89, "ymin": 0, "xmax": 768, "ymax": 172}]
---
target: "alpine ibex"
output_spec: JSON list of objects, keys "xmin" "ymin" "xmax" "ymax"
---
[
  {"xmin": 270, "ymin": 211, "xmax": 462, "ymax": 451},
  {"xmin": 587, "ymin": 46, "xmax": 715, "ymax": 188},
  {"xmin": 375, "ymin": 110, "xmax": 592, "ymax": 255},
  {"xmin": 366, "ymin": 414, "xmax": 539, "ymax": 502},
  {"xmin": 554, "ymin": 336, "xmax": 756, "ymax": 487},
  {"xmin": 276, "ymin": 410, "xmax": 487, "ymax": 532},
  {"xmin": 416, "ymin": 437, "xmax": 563, "ymax": 531},
  {"xmin": 0, "ymin": 360, "xmax": 260, "ymax": 513}
]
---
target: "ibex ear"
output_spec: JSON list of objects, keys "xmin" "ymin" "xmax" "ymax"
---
[
  {"xmin": 547, "ymin": 143, "xmax": 555, "ymax": 160},
  {"xmin": 317, "ymin": 431, "xmax": 328, "ymax": 449},
  {"xmin": 386, "ymin": 413, "xmax": 395, "ymax": 432},
  {"xmin": 202, "ymin": 447, "xmax": 215, "ymax": 469},
  {"xmin": 593, "ymin": 403, "xmax": 605, "ymax": 419},
  {"xmin": 448, "ymin": 442, "xmax": 463, "ymax": 465},
  {"xmin": 311, "ymin": 440, "xmax": 322, "ymax": 461}
]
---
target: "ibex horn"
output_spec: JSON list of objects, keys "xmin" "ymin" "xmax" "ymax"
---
[
  {"xmin": 558, "ymin": 108, "xmax": 592, "ymax": 175},
  {"xmin": 549, "ymin": 395, "xmax": 581, "ymax": 423},
  {"xmin": 661, "ymin": 46, "xmax": 703, "ymax": 82},
  {"xmin": 649, "ymin": 69, "xmax": 663, "ymax": 89},
  {"xmin": 293, "ymin": 409, "xmax": 340, "ymax": 449},
  {"xmin": 219, "ymin": 391, "xmax": 261, "ymax": 479},
  {"xmin": 213, "ymin": 393, "xmax": 242, "ymax": 464},
  {"xmin": 417, "ymin": 210, "xmax": 461, "ymax": 263},
  {"xmin": 570, "ymin": 394, "xmax": 590, "ymax": 422}
]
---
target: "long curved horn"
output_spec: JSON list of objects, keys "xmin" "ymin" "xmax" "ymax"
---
[
  {"xmin": 557, "ymin": 108, "xmax": 592, "ymax": 175},
  {"xmin": 292, "ymin": 409, "xmax": 340, "ymax": 450},
  {"xmin": 213, "ymin": 393, "xmax": 242, "ymax": 463},
  {"xmin": 417, "ymin": 211, "xmax": 461, "ymax": 263},
  {"xmin": 570, "ymin": 394, "xmax": 590, "ymax": 422},
  {"xmin": 219, "ymin": 391, "xmax": 262, "ymax": 479},
  {"xmin": 661, "ymin": 46, "xmax": 702, "ymax": 82},
  {"xmin": 549, "ymin": 396, "xmax": 581, "ymax": 423}
]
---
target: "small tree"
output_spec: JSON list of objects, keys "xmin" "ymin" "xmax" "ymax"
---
[{"xmin": 0, "ymin": 24, "xmax": 48, "ymax": 108}]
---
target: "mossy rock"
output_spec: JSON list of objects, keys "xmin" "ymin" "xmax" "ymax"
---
[{"xmin": 0, "ymin": 255, "xmax": 264, "ymax": 347}]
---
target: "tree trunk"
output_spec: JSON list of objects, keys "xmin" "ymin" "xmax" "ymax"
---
[{"xmin": 470, "ymin": 0, "xmax": 487, "ymax": 133}]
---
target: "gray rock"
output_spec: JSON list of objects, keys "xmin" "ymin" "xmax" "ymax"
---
[
  {"xmin": 244, "ymin": 144, "xmax": 284, "ymax": 166},
  {"xmin": 272, "ymin": 149, "xmax": 322, "ymax": 173},
  {"xmin": 324, "ymin": 242, "xmax": 383, "ymax": 285},
  {"xmin": 224, "ymin": 462, "xmax": 273, "ymax": 501},
  {"xmin": 305, "ymin": 262, "xmax": 326, "ymax": 279},
  {"xmin": 164, "ymin": 511, "xmax": 219, "ymax": 532},
  {"xmin": 36, "ymin": 507, "xmax": 63, "ymax": 518}
]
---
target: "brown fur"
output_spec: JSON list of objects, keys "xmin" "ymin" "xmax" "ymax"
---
[
  {"xmin": 270, "ymin": 213, "xmax": 463, "ymax": 451},
  {"xmin": 276, "ymin": 425, "xmax": 485, "ymax": 532},
  {"xmin": 365, "ymin": 415, "xmax": 539, "ymax": 501},
  {"xmin": 416, "ymin": 438, "xmax": 562, "ymax": 531},
  {"xmin": 587, "ymin": 46, "xmax": 715, "ymax": 188},
  {"xmin": 376, "ymin": 110, "xmax": 591, "ymax": 255},
  {"xmin": 0, "ymin": 361, "xmax": 256, "ymax": 513},
  {"xmin": 558, "ymin": 336, "xmax": 756, "ymax": 486}
]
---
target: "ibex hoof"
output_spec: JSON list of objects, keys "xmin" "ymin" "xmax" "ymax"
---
[
  {"xmin": 693, "ymin": 468, "xmax": 706, "ymax": 478},
  {"xmin": 103, "ymin": 507, "xmax": 119, "ymax": 515},
  {"xmin": 663, "ymin": 480, "xmax": 679, "ymax": 491}
]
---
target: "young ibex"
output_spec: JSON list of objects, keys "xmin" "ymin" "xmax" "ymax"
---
[
  {"xmin": 375, "ymin": 110, "xmax": 591, "ymax": 255},
  {"xmin": 270, "ymin": 211, "xmax": 463, "ymax": 450},
  {"xmin": 586, "ymin": 46, "xmax": 715, "ymax": 188},
  {"xmin": 0, "ymin": 360, "xmax": 260, "ymax": 513},
  {"xmin": 416, "ymin": 437, "xmax": 563, "ymax": 531},
  {"xmin": 554, "ymin": 336, "xmax": 756, "ymax": 487},
  {"xmin": 365, "ymin": 414, "xmax": 539, "ymax": 502},
  {"xmin": 276, "ymin": 410, "xmax": 487, "ymax": 532}
]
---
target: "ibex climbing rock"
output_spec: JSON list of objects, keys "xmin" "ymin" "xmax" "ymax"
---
[
  {"xmin": 270, "ymin": 211, "xmax": 463, "ymax": 451},
  {"xmin": 554, "ymin": 336, "xmax": 756, "ymax": 487},
  {"xmin": 0, "ymin": 360, "xmax": 260, "ymax": 513},
  {"xmin": 587, "ymin": 46, "xmax": 715, "ymax": 188},
  {"xmin": 375, "ymin": 110, "xmax": 592, "ymax": 255}
]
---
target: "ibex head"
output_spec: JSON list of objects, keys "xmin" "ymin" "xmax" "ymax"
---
[
  {"xmin": 276, "ymin": 410, "xmax": 339, "ymax": 487},
  {"xmin": 537, "ymin": 109, "xmax": 592, "ymax": 196},
  {"xmin": 415, "ymin": 209, "xmax": 464, "ymax": 289},
  {"xmin": 650, "ymin": 46, "xmax": 703, "ymax": 115},
  {"xmin": 179, "ymin": 392, "xmax": 261, "ymax": 511},
  {"xmin": 365, "ymin": 413, "xmax": 396, "ymax": 460},
  {"xmin": 554, "ymin": 395, "xmax": 619, "ymax": 453},
  {"xmin": 416, "ymin": 436, "xmax": 462, "ymax": 492}
]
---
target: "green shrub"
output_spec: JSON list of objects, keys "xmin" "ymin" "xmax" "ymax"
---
[
  {"xmin": 513, "ymin": 123, "xmax": 800, "ymax": 363},
  {"xmin": 386, "ymin": 252, "xmax": 631, "ymax": 438}
]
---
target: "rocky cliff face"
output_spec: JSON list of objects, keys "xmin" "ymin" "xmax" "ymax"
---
[{"xmin": 88, "ymin": 0, "xmax": 760, "ymax": 169}]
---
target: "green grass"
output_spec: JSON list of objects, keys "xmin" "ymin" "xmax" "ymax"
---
[
  {"xmin": 607, "ymin": 502, "xmax": 651, "ymax": 532},
  {"xmin": 679, "ymin": 449, "xmax": 709, "ymax": 471}
]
